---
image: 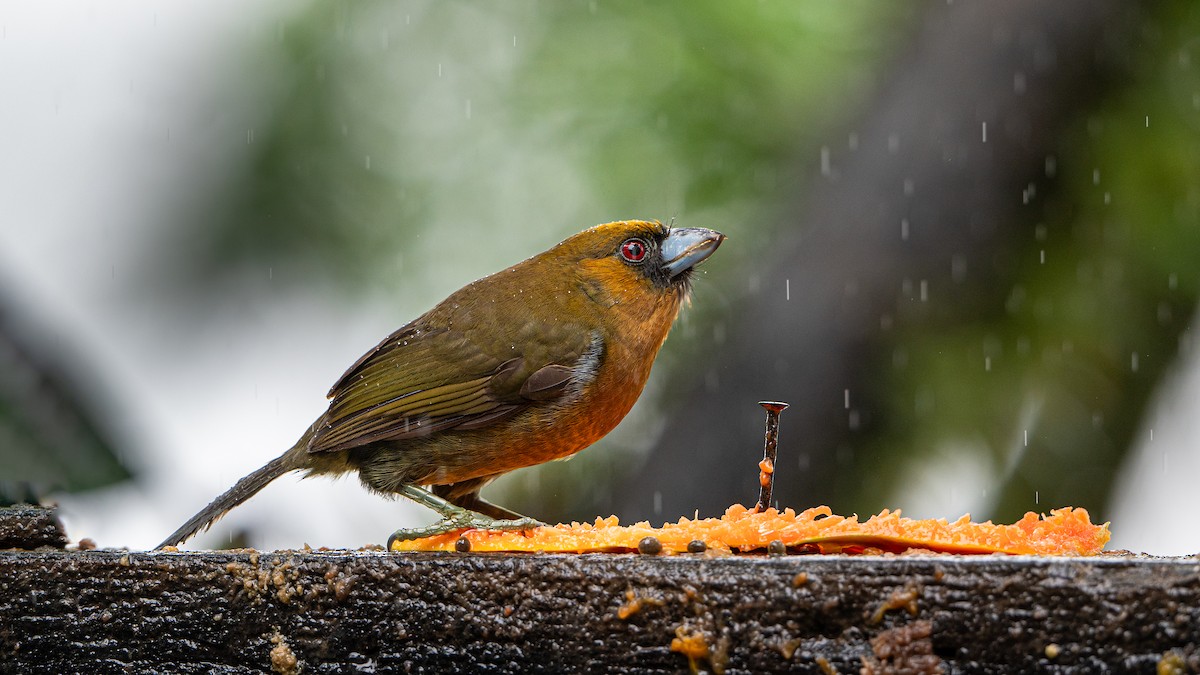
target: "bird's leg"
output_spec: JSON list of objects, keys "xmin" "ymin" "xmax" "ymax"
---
[
  {"xmin": 387, "ymin": 484, "xmax": 544, "ymax": 547},
  {"xmin": 433, "ymin": 483, "xmax": 528, "ymax": 520}
]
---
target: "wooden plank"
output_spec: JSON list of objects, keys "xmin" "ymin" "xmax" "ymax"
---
[
  {"xmin": 0, "ymin": 505, "xmax": 67, "ymax": 550},
  {"xmin": 2, "ymin": 546, "xmax": 1198, "ymax": 673}
]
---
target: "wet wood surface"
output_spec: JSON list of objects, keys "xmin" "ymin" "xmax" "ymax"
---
[{"xmin": 2, "ymin": 507, "xmax": 1198, "ymax": 674}]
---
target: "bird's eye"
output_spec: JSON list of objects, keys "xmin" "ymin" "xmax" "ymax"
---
[{"xmin": 619, "ymin": 238, "xmax": 648, "ymax": 263}]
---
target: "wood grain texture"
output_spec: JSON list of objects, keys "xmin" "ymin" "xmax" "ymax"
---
[{"xmin": 2, "ymin": 547, "xmax": 1198, "ymax": 674}]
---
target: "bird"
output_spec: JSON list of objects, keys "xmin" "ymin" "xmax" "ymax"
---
[{"xmin": 158, "ymin": 220, "xmax": 724, "ymax": 549}]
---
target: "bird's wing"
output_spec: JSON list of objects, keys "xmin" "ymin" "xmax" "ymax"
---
[{"xmin": 307, "ymin": 318, "xmax": 598, "ymax": 454}]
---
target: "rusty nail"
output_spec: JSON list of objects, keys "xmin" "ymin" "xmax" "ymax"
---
[{"xmin": 755, "ymin": 401, "xmax": 789, "ymax": 513}]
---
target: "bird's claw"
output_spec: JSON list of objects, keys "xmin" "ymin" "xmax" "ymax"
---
[{"xmin": 387, "ymin": 515, "xmax": 545, "ymax": 549}]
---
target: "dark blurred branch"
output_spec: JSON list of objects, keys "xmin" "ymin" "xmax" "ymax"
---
[{"xmin": 0, "ymin": 292, "xmax": 131, "ymax": 497}]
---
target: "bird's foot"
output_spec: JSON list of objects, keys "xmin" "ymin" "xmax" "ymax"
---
[{"xmin": 387, "ymin": 514, "xmax": 545, "ymax": 548}]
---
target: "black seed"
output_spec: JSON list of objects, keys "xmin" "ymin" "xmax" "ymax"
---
[
  {"xmin": 768, "ymin": 540, "xmax": 786, "ymax": 555},
  {"xmin": 637, "ymin": 536, "xmax": 662, "ymax": 555},
  {"xmin": 455, "ymin": 536, "xmax": 471, "ymax": 553},
  {"xmin": 687, "ymin": 540, "xmax": 707, "ymax": 553}
]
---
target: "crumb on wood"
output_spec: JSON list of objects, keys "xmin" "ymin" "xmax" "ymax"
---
[
  {"xmin": 779, "ymin": 637, "xmax": 803, "ymax": 660},
  {"xmin": 269, "ymin": 630, "xmax": 301, "ymax": 674},
  {"xmin": 1157, "ymin": 649, "xmax": 1189, "ymax": 675},
  {"xmin": 860, "ymin": 620, "xmax": 943, "ymax": 675},
  {"xmin": 869, "ymin": 582, "xmax": 921, "ymax": 625},
  {"xmin": 617, "ymin": 587, "xmax": 662, "ymax": 620},
  {"xmin": 815, "ymin": 655, "xmax": 837, "ymax": 674},
  {"xmin": 672, "ymin": 624, "xmax": 728, "ymax": 675}
]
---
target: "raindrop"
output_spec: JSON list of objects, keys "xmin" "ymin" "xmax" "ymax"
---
[
  {"xmin": 1035, "ymin": 491, "xmax": 1039, "ymax": 504},
  {"xmin": 1158, "ymin": 302, "xmax": 1172, "ymax": 325},
  {"xmin": 844, "ymin": 389, "xmax": 850, "ymax": 409},
  {"xmin": 1092, "ymin": 169, "xmax": 1101, "ymax": 185},
  {"xmin": 700, "ymin": 369, "xmax": 720, "ymax": 391},
  {"xmin": 786, "ymin": 279, "xmax": 790, "ymax": 300},
  {"xmin": 920, "ymin": 280, "xmax": 928, "ymax": 302},
  {"xmin": 1024, "ymin": 429, "xmax": 1028, "ymax": 447},
  {"xmin": 438, "ymin": 63, "xmax": 443, "ymax": 77},
  {"xmin": 1145, "ymin": 115, "xmax": 1150, "ymax": 127},
  {"xmin": 1045, "ymin": 155, "xmax": 1057, "ymax": 178},
  {"xmin": 1017, "ymin": 336, "xmax": 1030, "ymax": 355},
  {"xmin": 1169, "ymin": 273, "xmax": 1178, "ymax": 290},
  {"xmin": 901, "ymin": 218, "xmax": 910, "ymax": 241},
  {"xmin": 981, "ymin": 122, "xmax": 988, "ymax": 143},
  {"xmin": 653, "ymin": 491, "xmax": 662, "ymax": 515},
  {"xmin": 951, "ymin": 255, "xmax": 967, "ymax": 282},
  {"xmin": 1040, "ymin": 250, "xmax": 1045, "ymax": 264},
  {"xmin": 1131, "ymin": 352, "xmax": 1139, "ymax": 372},
  {"xmin": 465, "ymin": 99, "xmax": 472, "ymax": 119},
  {"xmin": 365, "ymin": 155, "xmax": 371, "ymax": 170},
  {"xmin": 820, "ymin": 146, "xmax": 831, "ymax": 176},
  {"xmin": 985, "ymin": 356, "xmax": 992, "ymax": 371}
]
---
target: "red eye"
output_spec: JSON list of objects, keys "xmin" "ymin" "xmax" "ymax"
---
[{"xmin": 620, "ymin": 238, "xmax": 648, "ymax": 263}]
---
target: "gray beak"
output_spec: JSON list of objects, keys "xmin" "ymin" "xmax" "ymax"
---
[{"xmin": 661, "ymin": 227, "xmax": 725, "ymax": 278}]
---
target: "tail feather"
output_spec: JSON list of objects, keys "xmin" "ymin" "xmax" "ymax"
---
[{"xmin": 157, "ymin": 454, "xmax": 291, "ymax": 549}]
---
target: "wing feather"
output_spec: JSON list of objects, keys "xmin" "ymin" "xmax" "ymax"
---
[{"xmin": 308, "ymin": 309, "xmax": 600, "ymax": 454}]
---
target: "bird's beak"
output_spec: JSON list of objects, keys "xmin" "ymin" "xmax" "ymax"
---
[{"xmin": 661, "ymin": 227, "xmax": 725, "ymax": 278}]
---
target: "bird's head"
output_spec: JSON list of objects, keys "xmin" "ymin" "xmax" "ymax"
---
[{"xmin": 549, "ymin": 220, "xmax": 725, "ymax": 308}]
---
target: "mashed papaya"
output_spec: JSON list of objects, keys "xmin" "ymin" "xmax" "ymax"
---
[{"xmin": 388, "ymin": 504, "xmax": 1109, "ymax": 556}]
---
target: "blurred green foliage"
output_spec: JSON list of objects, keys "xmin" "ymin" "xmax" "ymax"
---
[
  {"xmin": 175, "ymin": 1, "xmax": 913, "ymax": 294},
  {"xmin": 863, "ymin": 3, "xmax": 1200, "ymax": 521}
]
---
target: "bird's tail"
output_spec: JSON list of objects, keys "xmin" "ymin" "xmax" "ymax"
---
[{"xmin": 156, "ymin": 454, "xmax": 291, "ymax": 549}]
